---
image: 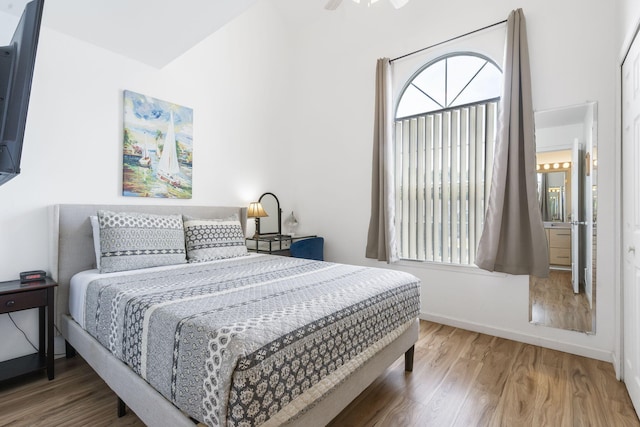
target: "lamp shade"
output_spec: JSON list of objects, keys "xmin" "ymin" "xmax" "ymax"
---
[{"xmin": 247, "ymin": 202, "xmax": 268, "ymax": 218}]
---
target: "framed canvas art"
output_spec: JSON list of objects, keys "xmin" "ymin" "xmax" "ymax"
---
[{"xmin": 123, "ymin": 90, "xmax": 193, "ymax": 199}]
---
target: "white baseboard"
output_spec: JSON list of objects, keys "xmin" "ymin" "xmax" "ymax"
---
[
  {"xmin": 54, "ymin": 335, "xmax": 66, "ymax": 359},
  {"xmin": 612, "ymin": 352, "xmax": 622, "ymax": 380},
  {"xmin": 420, "ymin": 312, "xmax": 613, "ymax": 364}
]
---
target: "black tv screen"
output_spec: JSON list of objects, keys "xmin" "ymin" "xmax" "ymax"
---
[{"xmin": 0, "ymin": 0, "xmax": 44, "ymax": 186}]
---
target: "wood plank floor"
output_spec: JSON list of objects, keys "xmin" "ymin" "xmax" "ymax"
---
[
  {"xmin": 0, "ymin": 320, "xmax": 637, "ymax": 426},
  {"xmin": 529, "ymin": 270, "xmax": 594, "ymax": 332}
]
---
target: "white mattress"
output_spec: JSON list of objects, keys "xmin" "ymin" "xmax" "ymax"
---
[{"xmin": 69, "ymin": 254, "xmax": 262, "ymax": 328}]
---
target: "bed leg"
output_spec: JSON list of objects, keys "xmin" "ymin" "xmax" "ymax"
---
[
  {"xmin": 65, "ymin": 341, "xmax": 76, "ymax": 358},
  {"xmin": 117, "ymin": 397, "xmax": 126, "ymax": 417},
  {"xmin": 404, "ymin": 345, "xmax": 414, "ymax": 372}
]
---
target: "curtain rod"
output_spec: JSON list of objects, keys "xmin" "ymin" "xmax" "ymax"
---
[{"xmin": 390, "ymin": 19, "xmax": 508, "ymax": 63}]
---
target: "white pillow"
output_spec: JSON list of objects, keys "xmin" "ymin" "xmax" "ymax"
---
[{"xmin": 90, "ymin": 215, "xmax": 101, "ymax": 269}]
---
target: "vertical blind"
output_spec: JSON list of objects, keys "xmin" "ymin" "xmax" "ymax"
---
[{"xmin": 395, "ymin": 100, "xmax": 498, "ymax": 263}]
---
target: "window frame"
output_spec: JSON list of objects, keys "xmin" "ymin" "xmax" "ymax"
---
[
  {"xmin": 395, "ymin": 51, "xmax": 502, "ymax": 119},
  {"xmin": 393, "ymin": 51, "xmax": 502, "ymax": 267}
]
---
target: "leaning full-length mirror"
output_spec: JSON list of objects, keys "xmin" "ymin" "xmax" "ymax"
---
[{"xmin": 529, "ymin": 102, "xmax": 597, "ymax": 333}]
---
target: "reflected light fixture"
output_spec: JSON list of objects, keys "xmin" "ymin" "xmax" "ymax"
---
[
  {"xmin": 536, "ymin": 161, "xmax": 571, "ymax": 171},
  {"xmin": 247, "ymin": 202, "xmax": 268, "ymax": 238}
]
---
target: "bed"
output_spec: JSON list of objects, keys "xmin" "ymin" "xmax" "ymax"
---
[{"xmin": 52, "ymin": 204, "xmax": 420, "ymax": 427}]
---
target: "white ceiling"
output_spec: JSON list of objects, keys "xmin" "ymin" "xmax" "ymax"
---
[
  {"xmin": 0, "ymin": 0, "xmax": 395, "ymax": 68},
  {"xmin": 0, "ymin": 0, "xmax": 263, "ymax": 68}
]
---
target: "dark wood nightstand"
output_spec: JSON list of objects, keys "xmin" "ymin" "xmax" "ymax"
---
[{"xmin": 0, "ymin": 277, "xmax": 57, "ymax": 381}]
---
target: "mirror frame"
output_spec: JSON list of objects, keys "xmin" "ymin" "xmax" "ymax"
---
[
  {"xmin": 257, "ymin": 192, "xmax": 281, "ymax": 235},
  {"xmin": 529, "ymin": 101, "xmax": 597, "ymax": 334}
]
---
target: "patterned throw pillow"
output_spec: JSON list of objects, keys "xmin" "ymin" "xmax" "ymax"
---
[
  {"xmin": 97, "ymin": 210, "xmax": 187, "ymax": 273},
  {"xmin": 183, "ymin": 215, "xmax": 247, "ymax": 262}
]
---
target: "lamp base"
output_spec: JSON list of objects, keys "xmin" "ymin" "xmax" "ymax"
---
[{"xmin": 253, "ymin": 218, "xmax": 260, "ymax": 239}]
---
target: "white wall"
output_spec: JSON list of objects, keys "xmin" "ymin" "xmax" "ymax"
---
[
  {"xmin": 620, "ymin": 0, "xmax": 640, "ymax": 55},
  {"xmin": 536, "ymin": 124, "xmax": 584, "ymax": 152},
  {"xmin": 0, "ymin": 0, "xmax": 623, "ymax": 365},
  {"xmin": 0, "ymin": 1, "xmax": 293, "ymax": 361},
  {"xmin": 286, "ymin": 0, "xmax": 617, "ymax": 361}
]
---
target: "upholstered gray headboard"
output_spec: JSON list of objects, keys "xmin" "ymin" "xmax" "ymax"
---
[{"xmin": 51, "ymin": 204, "xmax": 247, "ymax": 326}]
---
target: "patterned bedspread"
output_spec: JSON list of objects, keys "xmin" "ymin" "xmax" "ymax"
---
[{"xmin": 83, "ymin": 254, "xmax": 420, "ymax": 426}]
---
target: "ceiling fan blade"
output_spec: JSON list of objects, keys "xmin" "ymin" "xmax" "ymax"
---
[
  {"xmin": 389, "ymin": 0, "xmax": 409, "ymax": 8},
  {"xmin": 325, "ymin": 0, "xmax": 343, "ymax": 10}
]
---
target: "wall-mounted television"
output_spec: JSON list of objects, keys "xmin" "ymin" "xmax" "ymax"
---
[{"xmin": 0, "ymin": 0, "xmax": 44, "ymax": 186}]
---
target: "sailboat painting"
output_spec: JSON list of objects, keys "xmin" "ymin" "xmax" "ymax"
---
[{"xmin": 122, "ymin": 90, "xmax": 193, "ymax": 199}]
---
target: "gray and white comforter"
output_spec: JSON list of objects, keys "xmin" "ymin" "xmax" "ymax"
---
[{"xmin": 83, "ymin": 254, "xmax": 420, "ymax": 426}]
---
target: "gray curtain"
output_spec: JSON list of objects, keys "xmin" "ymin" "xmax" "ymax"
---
[
  {"xmin": 475, "ymin": 9, "xmax": 549, "ymax": 277},
  {"xmin": 366, "ymin": 58, "xmax": 399, "ymax": 263}
]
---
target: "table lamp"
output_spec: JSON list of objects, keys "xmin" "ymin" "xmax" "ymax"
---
[{"xmin": 247, "ymin": 202, "xmax": 268, "ymax": 238}]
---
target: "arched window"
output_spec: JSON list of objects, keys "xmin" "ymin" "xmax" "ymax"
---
[{"xmin": 394, "ymin": 53, "xmax": 501, "ymax": 264}]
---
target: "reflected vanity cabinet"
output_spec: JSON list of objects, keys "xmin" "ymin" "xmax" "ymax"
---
[{"xmin": 546, "ymin": 227, "xmax": 571, "ymax": 267}]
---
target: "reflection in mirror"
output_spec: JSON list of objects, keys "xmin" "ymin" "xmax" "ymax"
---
[
  {"xmin": 529, "ymin": 101, "xmax": 597, "ymax": 333},
  {"xmin": 257, "ymin": 192, "xmax": 281, "ymax": 235},
  {"xmin": 538, "ymin": 169, "xmax": 569, "ymax": 222}
]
